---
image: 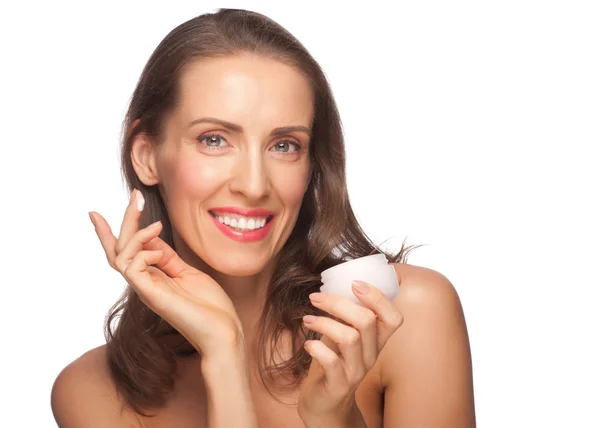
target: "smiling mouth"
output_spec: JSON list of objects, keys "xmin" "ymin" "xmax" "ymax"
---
[{"xmin": 208, "ymin": 211, "xmax": 275, "ymax": 224}]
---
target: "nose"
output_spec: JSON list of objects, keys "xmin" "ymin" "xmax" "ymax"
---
[{"xmin": 228, "ymin": 144, "xmax": 271, "ymax": 201}]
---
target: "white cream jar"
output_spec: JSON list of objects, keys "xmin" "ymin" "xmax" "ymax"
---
[{"xmin": 319, "ymin": 254, "xmax": 400, "ymax": 307}]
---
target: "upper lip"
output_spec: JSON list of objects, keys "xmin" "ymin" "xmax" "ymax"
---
[{"xmin": 209, "ymin": 206, "xmax": 276, "ymax": 217}]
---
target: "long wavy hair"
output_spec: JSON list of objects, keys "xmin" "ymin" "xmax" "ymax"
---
[{"xmin": 104, "ymin": 7, "xmax": 424, "ymax": 418}]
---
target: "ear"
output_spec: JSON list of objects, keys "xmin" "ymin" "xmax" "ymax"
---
[{"xmin": 130, "ymin": 119, "xmax": 161, "ymax": 186}]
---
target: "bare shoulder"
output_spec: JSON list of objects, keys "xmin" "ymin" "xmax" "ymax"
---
[
  {"xmin": 391, "ymin": 262, "xmax": 460, "ymax": 306},
  {"xmin": 376, "ymin": 262, "xmax": 476, "ymax": 426},
  {"xmin": 51, "ymin": 344, "xmax": 142, "ymax": 428},
  {"xmin": 382, "ymin": 262, "xmax": 469, "ymax": 383}
]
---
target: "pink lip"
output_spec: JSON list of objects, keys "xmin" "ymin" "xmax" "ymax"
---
[
  {"xmin": 209, "ymin": 206, "xmax": 276, "ymax": 217},
  {"xmin": 210, "ymin": 212, "xmax": 275, "ymax": 243}
]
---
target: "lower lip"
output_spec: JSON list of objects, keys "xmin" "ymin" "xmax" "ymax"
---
[{"xmin": 210, "ymin": 213, "xmax": 275, "ymax": 242}]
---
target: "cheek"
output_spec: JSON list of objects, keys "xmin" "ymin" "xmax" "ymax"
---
[
  {"xmin": 167, "ymin": 154, "xmax": 228, "ymax": 198},
  {"xmin": 272, "ymin": 164, "xmax": 309, "ymax": 206}
]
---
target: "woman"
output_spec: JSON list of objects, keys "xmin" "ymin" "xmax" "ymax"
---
[{"xmin": 51, "ymin": 8, "xmax": 475, "ymax": 428}]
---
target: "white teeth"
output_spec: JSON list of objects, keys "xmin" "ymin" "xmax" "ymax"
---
[{"xmin": 216, "ymin": 214, "xmax": 269, "ymax": 231}]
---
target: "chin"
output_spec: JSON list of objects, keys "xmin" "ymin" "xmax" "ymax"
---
[{"xmin": 206, "ymin": 254, "xmax": 271, "ymax": 277}]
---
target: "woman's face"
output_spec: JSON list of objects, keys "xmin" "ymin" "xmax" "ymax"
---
[{"xmin": 150, "ymin": 55, "xmax": 314, "ymax": 275}]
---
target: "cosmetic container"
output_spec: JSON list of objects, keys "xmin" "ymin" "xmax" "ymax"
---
[{"xmin": 319, "ymin": 254, "xmax": 400, "ymax": 306}]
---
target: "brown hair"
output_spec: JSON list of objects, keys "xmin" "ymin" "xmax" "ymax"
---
[{"xmin": 104, "ymin": 7, "xmax": 424, "ymax": 417}]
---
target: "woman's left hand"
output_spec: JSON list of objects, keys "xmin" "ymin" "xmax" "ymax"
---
[{"xmin": 297, "ymin": 280, "xmax": 404, "ymax": 427}]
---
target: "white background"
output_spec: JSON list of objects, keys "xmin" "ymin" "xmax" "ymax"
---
[{"xmin": 1, "ymin": 1, "xmax": 598, "ymax": 426}]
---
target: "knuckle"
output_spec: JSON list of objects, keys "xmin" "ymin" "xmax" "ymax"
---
[
  {"xmin": 343, "ymin": 329, "xmax": 361, "ymax": 346},
  {"xmin": 357, "ymin": 310, "xmax": 377, "ymax": 330},
  {"xmin": 132, "ymin": 250, "xmax": 150, "ymax": 268},
  {"xmin": 391, "ymin": 310, "xmax": 404, "ymax": 327},
  {"xmin": 121, "ymin": 263, "xmax": 132, "ymax": 280},
  {"xmin": 132, "ymin": 249, "xmax": 145, "ymax": 260}
]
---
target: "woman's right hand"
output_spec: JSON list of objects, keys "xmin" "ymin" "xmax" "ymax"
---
[{"xmin": 88, "ymin": 189, "xmax": 244, "ymax": 358}]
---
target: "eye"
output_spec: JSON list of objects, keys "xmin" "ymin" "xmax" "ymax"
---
[
  {"xmin": 196, "ymin": 133, "xmax": 303, "ymax": 155},
  {"xmin": 196, "ymin": 133, "xmax": 229, "ymax": 151},
  {"xmin": 270, "ymin": 140, "xmax": 302, "ymax": 154}
]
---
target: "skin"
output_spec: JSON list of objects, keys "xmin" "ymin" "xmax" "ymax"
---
[
  {"xmin": 132, "ymin": 54, "xmax": 316, "ymax": 352},
  {"xmin": 131, "ymin": 54, "xmax": 404, "ymax": 426},
  {"xmin": 51, "ymin": 54, "xmax": 476, "ymax": 427}
]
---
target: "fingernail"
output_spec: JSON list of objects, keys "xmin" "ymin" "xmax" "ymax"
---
[
  {"xmin": 88, "ymin": 212, "xmax": 96, "ymax": 228},
  {"xmin": 309, "ymin": 292, "xmax": 325, "ymax": 302},
  {"xmin": 136, "ymin": 190, "xmax": 145, "ymax": 212},
  {"xmin": 149, "ymin": 220, "xmax": 161, "ymax": 228},
  {"xmin": 303, "ymin": 315, "xmax": 316, "ymax": 324},
  {"xmin": 352, "ymin": 280, "xmax": 370, "ymax": 295}
]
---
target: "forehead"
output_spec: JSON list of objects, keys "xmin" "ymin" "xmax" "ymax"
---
[{"xmin": 174, "ymin": 55, "xmax": 314, "ymax": 128}]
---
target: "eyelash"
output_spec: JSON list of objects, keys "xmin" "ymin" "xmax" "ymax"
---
[{"xmin": 196, "ymin": 133, "xmax": 303, "ymax": 154}]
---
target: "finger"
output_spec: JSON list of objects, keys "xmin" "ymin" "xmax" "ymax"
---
[
  {"xmin": 142, "ymin": 235, "xmax": 196, "ymax": 279},
  {"xmin": 89, "ymin": 211, "xmax": 118, "ymax": 269},
  {"xmin": 304, "ymin": 340, "xmax": 349, "ymax": 400},
  {"xmin": 115, "ymin": 189, "xmax": 145, "ymax": 254},
  {"xmin": 352, "ymin": 280, "xmax": 404, "ymax": 351},
  {"xmin": 123, "ymin": 248, "xmax": 172, "ymax": 308},
  {"xmin": 114, "ymin": 220, "xmax": 163, "ymax": 273},
  {"xmin": 309, "ymin": 292, "xmax": 379, "ymax": 368},
  {"xmin": 303, "ymin": 316, "xmax": 365, "ymax": 382},
  {"xmin": 320, "ymin": 333, "xmax": 340, "ymax": 355}
]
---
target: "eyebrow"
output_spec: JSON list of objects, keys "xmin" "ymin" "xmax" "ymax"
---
[{"xmin": 188, "ymin": 117, "xmax": 312, "ymax": 138}]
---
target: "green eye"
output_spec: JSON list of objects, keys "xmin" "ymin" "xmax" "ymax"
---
[
  {"xmin": 197, "ymin": 133, "xmax": 228, "ymax": 150},
  {"xmin": 196, "ymin": 133, "xmax": 303, "ymax": 154},
  {"xmin": 272, "ymin": 141, "xmax": 302, "ymax": 153}
]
